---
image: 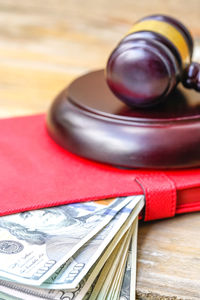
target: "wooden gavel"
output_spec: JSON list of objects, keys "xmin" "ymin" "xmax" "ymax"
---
[
  {"xmin": 106, "ymin": 14, "xmax": 200, "ymax": 107},
  {"xmin": 47, "ymin": 14, "xmax": 200, "ymax": 169}
]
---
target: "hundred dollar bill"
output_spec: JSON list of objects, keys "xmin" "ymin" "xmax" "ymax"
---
[
  {"xmin": 120, "ymin": 219, "xmax": 138, "ymax": 300},
  {"xmin": 106, "ymin": 230, "xmax": 136, "ymax": 300},
  {"xmin": 0, "ymin": 195, "xmax": 136, "ymax": 285},
  {"xmin": 130, "ymin": 218, "xmax": 139, "ymax": 300},
  {"xmin": 95, "ymin": 220, "xmax": 138, "ymax": 300},
  {"xmin": 0, "ymin": 196, "xmax": 144, "ymax": 300},
  {"xmin": 85, "ymin": 242, "xmax": 123, "ymax": 299},
  {"xmin": 119, "ymin": 246, "xmax": 132, "ymax": 300},
  {"xmin": 87, "ymin": 219, "xmax": 138, "ymax": 300},
  {"xmin": 87, "ymin": 222, "xmax": 134, "ymax": 300},
  {"xmin": 0, "ymin": 229, "xmax": 130, "ymax": 300},
  {"xmin": 73, "ymin": 198, "xmax": 144, "ymax": 300},
  {"xmin": 41, "ymin": 195, "xmax": 144, "ymax": 289}
]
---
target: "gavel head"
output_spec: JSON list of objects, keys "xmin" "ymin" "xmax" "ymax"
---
[{"xmin": 106, "ymin": 15, "xmax": 194, "ymax": 107}]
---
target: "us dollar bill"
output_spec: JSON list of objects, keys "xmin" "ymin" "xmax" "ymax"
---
[
  {"xmin": 0, "ymin": 196, "xmax": 136, "ymax": 285},
  {"xmin": 130, "ymin": 217, "xmax": 139, "ymax": 300},
  {"xmin": 85, "ymin": 220, "xmax": 138, "ymax": 300},
  {"xmin": 119, "ymin": 248, "xmax": 132, "ymax": 300},
  {"xmin": 41, "ymin": 195, "xmax": 144, "ymax": 290},
  {"xmin": 70, "ymin": 199, "xmax": 144, "ymax": 300},
  {"xmin": 0, "ymin": 195, "xmax": 144, "ymax": 299},
  {"xmin": 86, "ymin": 223, "xmax": 134, "ymax": 300},
  {"xmin": 120, "ymin": 219, "xmax": 138, "ymax": 300},
  {"xmin": 0, "ymin": 224, "xmax": 133, "ymax": 300}
]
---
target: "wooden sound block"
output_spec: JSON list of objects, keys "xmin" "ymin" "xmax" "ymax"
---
[{"xmin": 46, "ymin": 70, "xmax": 200, "ymax": 169}]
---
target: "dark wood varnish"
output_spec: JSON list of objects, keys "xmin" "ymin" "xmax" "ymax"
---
[
  {"xmin": 106, "ymin": 15, "xmax": 199, "ymax": 107},
  {"xmin": 47, "ymin": 70, "xmax": 200, "ymax": 169}
]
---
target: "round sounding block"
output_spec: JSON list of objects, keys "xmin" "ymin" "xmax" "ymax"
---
[{"xmin": 47, "ymin": 70, "xmax": 200, "ymax": 169}]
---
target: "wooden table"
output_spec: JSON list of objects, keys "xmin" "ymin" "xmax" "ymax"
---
[{"xmin": 0, "ymin": 1, "xmax": 200, "ymax": 299}]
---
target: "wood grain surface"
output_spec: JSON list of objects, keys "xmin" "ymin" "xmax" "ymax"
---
[
  {"xmin": 0, "ymin": 1, "xmax": 200, "ymax": 299},
  {"xmin": 137, "ymin": 213, "xmax": 200, "ymax": 299}
]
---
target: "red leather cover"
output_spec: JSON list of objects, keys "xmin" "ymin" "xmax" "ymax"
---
[{"xmin": 1, "ymin": 114, "xmax": 200, "ymax": 221}]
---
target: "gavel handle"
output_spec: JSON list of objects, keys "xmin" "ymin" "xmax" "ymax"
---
[{"xmin": 182, "ymin": 62, "xmax": 200, "ymax": 91}]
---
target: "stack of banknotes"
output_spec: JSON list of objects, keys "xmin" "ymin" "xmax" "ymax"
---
[{"xmin": 0, "ymin": 194, "xmax": 144, "ymax": 300}]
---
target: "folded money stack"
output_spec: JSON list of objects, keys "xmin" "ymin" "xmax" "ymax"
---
[{"xmin": 0, "ymin": 195, "xmax": 144, "ymax": 300}]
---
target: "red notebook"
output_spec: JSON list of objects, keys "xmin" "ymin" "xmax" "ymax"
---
[{"xmin": 0, "ymin": 114, "xmax": 200, "ymax": 221}]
